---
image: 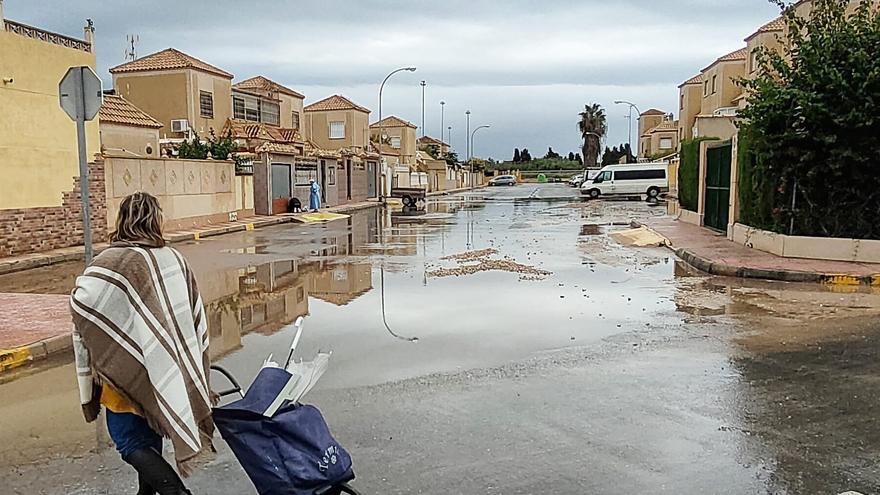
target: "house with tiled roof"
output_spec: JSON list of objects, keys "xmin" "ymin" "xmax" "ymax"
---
[
  {"xmin": 638, "ymin": 114, "xmax": 679, "ymax": 160},
  {"xmin": 370, "ymin": 116, "xmax": 418, "ymax": 168},
  {"xmin": 303, "ymin": 95, "xmax": 380, "ymax": 200},
  {"xmin": 678, "ymin": 75, "xmax": 704, "ymax": 142},
  {"xmin": 232, "ymin": 76, "xmax": 305, "ymax": 131},
  {"xmin": 111, "ymin": 48, "xmax": 234, "ymax": 139},
  {"xmin": 99, "ymin": 94, "xmax": 163, "ymax": 158}
]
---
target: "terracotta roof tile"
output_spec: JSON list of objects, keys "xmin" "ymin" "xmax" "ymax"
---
[
  {"xmin": 304, "ymin": 95, "xmax": 370, "ymax": 113},
  {"xmin": 370, "ymin": 116, "xmax": 416, "ymax": 129},
  {"xmin": 110, "ymin": 48, "xmax": 233, "ymax": 79},
  {"xmin": 99, "ymin": 95, "xmax": 163, "ymax": 129},
  {"xmin": 640, "ymin": 108, "xmax": 666, "ymax": 116},
  {"xmin": 703, "ymin": 47, "xmax": 749, "ymax": 71},
  {"xmin": 418, "ymin": 135, "xmax": 450, "ymax": 146},
  {"xmin": 233, "ymin": 76, "xmax": 305, "ymax": 99},
  {"xmin": 223, "ymin": 119, "xmax": 303, "ymax": 144},
  {"xmin": 746, "ymin": 16, "xmax": 786, "ymax": 40},
  {"xmin": 648, "ymin": 120, "xmax": 679, "ymax": 133},
  {"xmin": 679, "ymin": 74, "xmax": 703, "ymax": 87}
]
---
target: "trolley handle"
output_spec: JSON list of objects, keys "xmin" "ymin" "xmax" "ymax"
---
[{"xmin": 210, "ymin": 365, "xmax": 244, "ymax": 399}]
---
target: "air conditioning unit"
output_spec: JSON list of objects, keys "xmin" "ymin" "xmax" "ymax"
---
[{"xmin": 171, "ymin": 119, "xmax": 190, "ymax": 133}]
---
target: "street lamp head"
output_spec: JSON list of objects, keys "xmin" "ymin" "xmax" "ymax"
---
[
  {"xmin": 613, "ymin": 100, "xmax": 623, "ymax": 104},
  {"xmin": 466, "ymin": 110, "xmax": 471, "ymax": 115},
  {"xmin": 421, "ymin": 80, "xmax": 426, "ymax": 86},
  {"xmin": 405, "ymin": 67, "xmax": 417, "ymax": 72},
  {"xmin": 440, "ymin": 100, "xmax": 445, "ymax": 105}
]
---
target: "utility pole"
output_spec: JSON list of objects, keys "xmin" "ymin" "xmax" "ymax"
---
[
  {"xmin": 465, "ymin": 110, "xmax": 471, "ymax": 162},
  {"xmin": 440, "ymin": 100, "xmax": 445, "ymax": 143},
  {"xmin": 420, "ymin": 81, "xmax": 427, "ymax": 137}
]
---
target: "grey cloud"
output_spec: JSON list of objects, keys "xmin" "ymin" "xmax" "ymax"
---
[{"xmin": 6, "ymin": 0, "xmax": 780, "ymax": 158}]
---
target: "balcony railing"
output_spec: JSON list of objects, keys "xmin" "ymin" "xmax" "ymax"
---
[{"xmin": 4, "ymin": 20, "xmax": 92, "ymax": 52}]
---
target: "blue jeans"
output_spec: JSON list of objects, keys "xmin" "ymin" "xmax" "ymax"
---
[{"xmin": 106, "ymin": 410, "xmax": 162, "ymax": 458}]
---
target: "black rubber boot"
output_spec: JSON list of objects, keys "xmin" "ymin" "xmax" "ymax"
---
[{"xmin": 123, "ymin": 448, "xmax": 192, "ymax": 495}]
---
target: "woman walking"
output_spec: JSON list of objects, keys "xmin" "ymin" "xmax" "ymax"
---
[{"xmin": 71, "ymin": 192, "xmax": 214, "ymax": 495}]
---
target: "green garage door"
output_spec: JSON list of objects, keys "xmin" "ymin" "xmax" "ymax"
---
[{"xmin": 704, "ymin": 144, "xmax": 732, "ymax": 232}]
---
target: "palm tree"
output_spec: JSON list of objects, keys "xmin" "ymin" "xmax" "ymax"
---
[{"xmin": 577, "ymin": 104, "xmax": 607, "ymax": 168}]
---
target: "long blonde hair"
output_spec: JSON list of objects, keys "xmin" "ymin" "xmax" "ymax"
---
[{"xmin": 110, "ymin": 192, "xmax": 165, "ymax": 247}]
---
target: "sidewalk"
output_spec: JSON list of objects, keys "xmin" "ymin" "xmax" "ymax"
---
[
  {"xmin": 640, "ymin": 217, "xmax": 880, "ymax": 285},
  {"xmin": 0, "ymin": 200, "xmax": 381, "ymax": 276},
  {"xmin": 0, "ymin": 200, "xmax": 381, "ymax": 374}
]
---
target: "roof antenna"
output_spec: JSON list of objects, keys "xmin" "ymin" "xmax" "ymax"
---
[{"xmin": 124, "ymin": 34, "xmax": 139, "ymax": 62}]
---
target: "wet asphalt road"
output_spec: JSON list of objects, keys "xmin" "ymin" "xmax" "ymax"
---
[{"xmin": 2, "ymin": 184, "xmax": 880, "ymax": 494}]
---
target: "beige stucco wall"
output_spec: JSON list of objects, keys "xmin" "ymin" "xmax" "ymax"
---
[
  {"xmin": 648, "ymin": 130, "xmax": 678, "ymax": 157},
  {"xmin": 115, "ymin": 69, "xmax": 232, "ymax": 139},
  {"xmin": 104, "ymin": 157, "xmax": 241, "ymax": 229},
  {"xmin": 732, "ymin": 223, "xmax": 880, "ymax": 263},
  {"xmin": 234, "ymin": 174, "xmax": 254, "ymax": 212},
  {"xmin": 639, "ymin": 114, "xmax": 664, "ymax": 138},
  {"xmin": 694, "ymin": 115, "xmax": 738, "ymax": 140},
  {"xmin": 371, "ymin": 124, "xmax": 417, "ymax": 165},
  {"xmin": 99, "ymin": 123, "xmax": 160, "ymax": 158},
  {"xmin": 700, "ymin": 61, "xmax": 745, "ymax": 114},
  {"xmin": 114, "ymin": 71, "xmax": 189, "ymax": 138},
  {"xmin": 679, "ymin": 84, "xmax": 702, "ymax": 142},
  {"xmin": 0, "ymin": 29, "xmax": 100, "ymax": 209},
  {"xmin": 189, "ymin": 71, "xmax": 232, "ymax": 137},
  {"xmin": 278, "ymin": 93, "xmax": 305, "ymax": 129},
  {"xmin": 305, "ymin": 109, "xmax": 370, "ymax": 151}
]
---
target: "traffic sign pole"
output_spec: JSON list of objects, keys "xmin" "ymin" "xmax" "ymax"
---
[
  {"xmin": 59, "ymin": 66, "xmax": 101, "ymax": 266},
  {"xmin": 74, "ymin": 69, "xmax": 93, "ymax": 264}
]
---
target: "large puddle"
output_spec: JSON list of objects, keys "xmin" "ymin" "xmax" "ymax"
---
[{"xmin": 2, "ymin": 187, "xmax": 880, "ymax": 479}]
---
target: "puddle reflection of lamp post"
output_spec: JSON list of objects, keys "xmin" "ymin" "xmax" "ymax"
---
[{"xmin": 377, "ymin": 202, "xmax": 419, "ymax": 343}]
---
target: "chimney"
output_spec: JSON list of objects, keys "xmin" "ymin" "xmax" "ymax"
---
[{"xmin": 84, "ymin": 18, "xmax": 95, "ymax": 47}]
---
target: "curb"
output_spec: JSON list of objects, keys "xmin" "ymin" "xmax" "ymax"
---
[
  {"xmin": 631, "ymin": 221, "xmax": 880, "ymax": 286},
  {"xmin": 0, "ymin": 333, "xmax": 73, "ymax": 375},
  {"xmin": 426, "ymin": 186, "xmax": 487, "ymax": 198}
]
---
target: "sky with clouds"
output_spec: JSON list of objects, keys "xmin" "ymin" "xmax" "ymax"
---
[{"xmin": 6, "ymin": 0, "xmax": 782, "ymax": 160}]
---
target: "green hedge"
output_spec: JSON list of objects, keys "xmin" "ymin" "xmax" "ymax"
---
[
  {"xmin": 736, "ymin": 130, "xmax": 779, "ymax": 232},
  {"xmin": 678, "ymin": 138, "xmax": 717, "ymax": 212}
]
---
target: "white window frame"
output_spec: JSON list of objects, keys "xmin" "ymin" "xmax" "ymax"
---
[
  {"xmin": 660, "ymin": 137, "xmax": 673, "ymax": 149},
  {"xmin": 329, "ymin": 121, "xmax": 345, "ymax": 139},
  {"xmin": 390, "ymin": 136, "xmax": 401, "ymax": 149},
  {"xmin": 262, "ymin": 101, "xmax": 280, "ymax": 126}
]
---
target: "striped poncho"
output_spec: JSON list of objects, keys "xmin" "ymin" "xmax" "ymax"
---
[{"xmin": 71, "ymin": 243, "xmax": 214, "ymax": 474}]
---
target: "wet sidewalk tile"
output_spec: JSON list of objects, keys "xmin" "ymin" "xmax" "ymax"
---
[{"xmin": 0, "ymin": 293, "xmax": 72, "ymax": 349}]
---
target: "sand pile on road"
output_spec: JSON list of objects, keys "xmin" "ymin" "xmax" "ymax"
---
[{"xmin": 429, "ymin": 249, "xmax": 551, "ymax": 280}]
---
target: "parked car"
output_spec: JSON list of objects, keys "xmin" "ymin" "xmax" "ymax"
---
[
  {"xmin": 568, "ymin": 174, "xmax": 584, "ymax": 187},
  {"xmin": 489, "ymin": 175, "xmax": 517, "ymax": 187},
  {"xmin": 580, "ymin": 163, "xmax": 669, "ymax": 200}
]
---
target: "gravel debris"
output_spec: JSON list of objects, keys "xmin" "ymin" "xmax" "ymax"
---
[{"xmin": 441, "ymin": 248, "xmax": 499, "ymax": 262}]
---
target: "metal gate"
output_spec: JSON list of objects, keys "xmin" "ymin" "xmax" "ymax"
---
[
  {"xmin": 271, "ymin": 163, "xmax": 292, "ymax": 214},
  {"xmin": 704, "ymin": 144, "xmax": 731, "ymax": 231},
  {"xmin": 367, "ymin": 162, "xmax": 377, "ymax": 198}
]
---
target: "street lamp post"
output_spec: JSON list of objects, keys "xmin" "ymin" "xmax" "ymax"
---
[
  {"xmin": 470, "ymin": 124, "xmax": 490, "ymax": 187},
  {"xmin": 613, "ymin": 100, "xmax": 641, "ymax": 157},
  {"xmin": 440, "ymin": 101, "xmax": 445, "ymax": 147},
  {"xmin": 465, "ymin": 110, "xmax": 471, "ymax": 161},
  {"xmin": 378, "ymin": 67, "xmax": 417, "ymax": 196},
  {"xmin": 420, "ymin": 80, "xmax": 427, "ymax": 137},
  {"xmin": 447, "ymin": 125, "xmax": 452, "ymax": 152}
]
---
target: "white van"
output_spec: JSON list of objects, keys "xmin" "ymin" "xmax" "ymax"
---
[{"xmin": 580, "ymin": 162, "xmax": 669, "ymax": 199}]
